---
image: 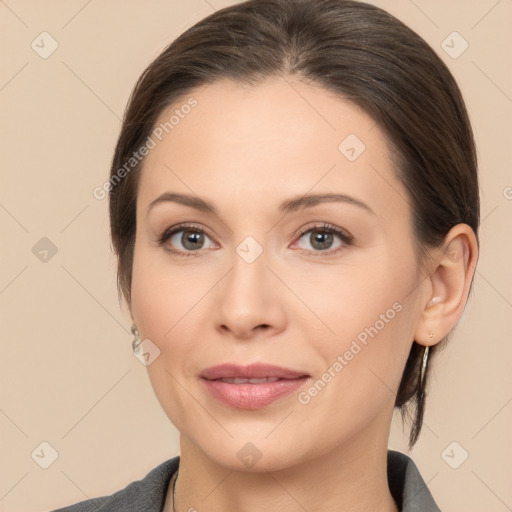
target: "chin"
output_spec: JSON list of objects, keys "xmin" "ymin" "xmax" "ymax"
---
[{"xmin": 186, "ymin": 432, "xmax": 315, "ymax": 473}]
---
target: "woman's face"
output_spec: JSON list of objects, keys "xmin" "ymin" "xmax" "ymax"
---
[{"xmin": 130, "ymin": 76, "xmax": 429, "ymax": 470}]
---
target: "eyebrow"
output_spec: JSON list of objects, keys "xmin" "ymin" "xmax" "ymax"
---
[{"xmin": 146, "ymin": 192, "xmax": 376, "ymax": 217}]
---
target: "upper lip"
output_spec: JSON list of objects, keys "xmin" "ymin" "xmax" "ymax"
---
[{"xmin": 200, "ymin": 363, "xmax": 310, "ymax": 380}]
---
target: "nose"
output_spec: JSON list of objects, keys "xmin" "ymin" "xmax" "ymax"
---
[{"xmin": 213, "ymin": 248, "xmax": 287, "ymax": 340}]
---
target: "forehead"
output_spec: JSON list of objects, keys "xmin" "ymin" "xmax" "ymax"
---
[{"xmin": 137, "ymin": 76, "xmax": 411, "ymax": 225}]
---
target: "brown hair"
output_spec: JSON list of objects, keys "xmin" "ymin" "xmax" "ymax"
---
[{"xmin": 108, "ymin": 0, "xmax": 479, "ymax": 448}]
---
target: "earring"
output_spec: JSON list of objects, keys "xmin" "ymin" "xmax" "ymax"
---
[
  {"xmin": 131, "ymin": 323, "xmax": 141, "ymax": 353},
  {"xmin": 419, "ymin": 345, "xmax": 429, "ymax": 387}
]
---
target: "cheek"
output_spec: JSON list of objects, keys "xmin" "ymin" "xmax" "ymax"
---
[
  {"xmin": 130, "ymin": 247, "xmax": 203, "ymax": 429},
  {"xmin": 130, "ymin": 241, "xmax": 202, "ymax": 338},
  {"xmin": 295, "ymin": 287, "xmax": 416, "ymax": 445},
  {"xmin": 131, "ymin": 261, "xmax": 173, "ymax": 341},
  {"xmin": 300, "ymin": 253, "xmax": 418, "ymax": 396},
  {"xmin": 130, "ymin": 243, "xmax": 220, "ymax": 383}
]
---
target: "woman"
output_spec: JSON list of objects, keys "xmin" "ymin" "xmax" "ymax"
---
[{"xmin": 53, "ymin": 0, "xmax": 479, "ymax": 510}]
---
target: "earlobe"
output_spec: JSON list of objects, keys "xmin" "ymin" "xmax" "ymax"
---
[{"xmin": 414, "ymin": 224, "xmax": 478, "ymax": 346}]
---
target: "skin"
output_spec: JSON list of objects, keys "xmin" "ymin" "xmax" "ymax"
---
[{"xmin": 128, "ymin": 76, "xmax": 478, "ymax": 512}]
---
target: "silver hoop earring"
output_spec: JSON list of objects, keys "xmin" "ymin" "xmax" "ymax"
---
[
  {"xmin": 131, "ymin": 323, "xmax": 141, "ymax": 353},
  {"xmin": 419, "ymin": 345, "xmax": 429, "ymax": 387}
]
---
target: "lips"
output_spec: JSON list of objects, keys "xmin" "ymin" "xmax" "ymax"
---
[
  {"xmin": 200, "ymin": 363, "xmax": 311, "ymax": 409},
  {"xmin": 200, "ymin": 362, "xmax": 309, "ymax": 381},
  {"xmin": 216, "ymin": 377, "xmax": 281, "ymax": 384}
]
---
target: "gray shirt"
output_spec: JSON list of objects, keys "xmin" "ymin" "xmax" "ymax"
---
[{"xmin": 50, "ymin": 450, "xmax": 441, "ymax": 511}]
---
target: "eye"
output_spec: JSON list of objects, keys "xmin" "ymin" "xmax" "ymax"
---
[
  {"xmin": 157, "ymin": 222, "xmax": 353, "ymax": 257},
  {"xmin": 292, "ymin": 223, "xmax": 353, "ymax": 256},
  {"xmin": 157, "ymin": 223, "xmax": 216, "ymax": 257}
]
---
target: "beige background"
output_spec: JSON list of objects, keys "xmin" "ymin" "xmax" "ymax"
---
[{"xmin": 0, "ymin": 0, "xmax": 511, "ymax": 511}]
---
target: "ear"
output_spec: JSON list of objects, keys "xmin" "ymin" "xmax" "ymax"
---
[{"xmin": 414, "ymin": 223, "xmax": 479, "ymax": 347}]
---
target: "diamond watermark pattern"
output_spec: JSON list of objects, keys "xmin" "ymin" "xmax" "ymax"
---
[
  {"xmin": 133, "ymin": 338, "xmax": 161, "ymax": 366},
  {"xmin": 446, "ymin": 246, "xmax": 463, "ymax": 263},
  {"xmin": 236, "ymin": 236, "xmax": 263, "ymax": 263},
  {"xmin": 236, "ymin": 442, "xmax": 263, "ymax": 468},
  {"xmin": 441, "ymin": 31, "xmax": 468, "ymax": 59},
  {"xmin": 31, "ymin": 441, "xmax": 59, "ymax": 469},
  {"xmin": 32, "ymin": 237, "xmax": 58, "ymax": 263},
  {"xmin": 338, "ymin": 134, "xmax": 366, "ymax": 161},
  {"xmin": 441, "ymin": 441, "xmax": 469, "ymax": 469},
  {"xmin": 31, "ymin": 32, "xmax": 59, "ymax": 59}
]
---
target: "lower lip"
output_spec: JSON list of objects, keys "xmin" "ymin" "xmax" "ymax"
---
[{"xmin": 201, "ymin": 377, "xmax": 310, "ymax": 409}]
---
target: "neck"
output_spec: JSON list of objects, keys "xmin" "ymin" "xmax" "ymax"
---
[{"xmin": 166, "ymin": 417, "xmax": 399, "ymax": 512}]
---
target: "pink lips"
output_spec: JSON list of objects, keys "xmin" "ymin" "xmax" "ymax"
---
[
  {"xmin": 200, "ymin": 363, "xmax": 311, "ymax": 409},
  {"xmin": 200, "ymin": 363, "xmax": 309, "ymax": 380}
]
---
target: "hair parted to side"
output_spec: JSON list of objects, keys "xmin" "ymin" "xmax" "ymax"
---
[{"xmin": 108, "ymin": 0, "xmax": 479, "ymax": 448}]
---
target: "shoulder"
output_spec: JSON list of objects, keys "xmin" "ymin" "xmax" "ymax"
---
[
  {"xmin": 387, "ymin": 450, "xmax": 441, "ymax": 512},
  {"xmin": 50, "ymin": 456, "xmax": 180, "ymax": 512}
]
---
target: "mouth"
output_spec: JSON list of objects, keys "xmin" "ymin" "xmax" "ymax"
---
[
  {"xmin": 200, "ymin": 363, "xmax": 311, "ymax": 409},
  {"xmin": 200, "ymin": 362, "xmax": 310, "ymax": 381},
  {"xmin": 212, "ymin": 377, "xmax": 289, "ymax": 384}
]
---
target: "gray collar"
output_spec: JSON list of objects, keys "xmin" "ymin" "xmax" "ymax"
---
[{"xmin": 388, "ymin": 450, "xmax": 441, "ymax": 511}]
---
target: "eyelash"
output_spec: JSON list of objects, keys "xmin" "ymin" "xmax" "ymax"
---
[{"xmin": 156, "ymin": 222, "xmax": 354, "ymax": 258}]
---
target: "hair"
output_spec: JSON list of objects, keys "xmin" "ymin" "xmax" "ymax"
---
[{"xmin": 108, "ymin": 0, "xmax": 479, "ymax": 448}]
